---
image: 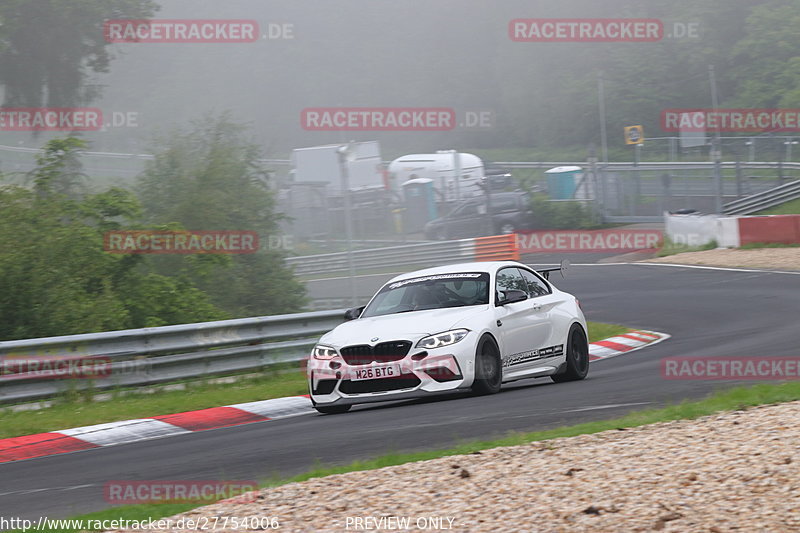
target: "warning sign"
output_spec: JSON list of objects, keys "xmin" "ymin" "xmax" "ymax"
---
[{"xmin": 624, "ymin": 125, "xmax": 644, "ymax": 145}]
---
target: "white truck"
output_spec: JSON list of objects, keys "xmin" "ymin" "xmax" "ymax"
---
[
  {"xmin": 387, "ymin": 152, "xmax": 484, "ymax": 202},
  {"xmin": 291, "ymin": 141, "xmax": 384, "ymax": 191}
]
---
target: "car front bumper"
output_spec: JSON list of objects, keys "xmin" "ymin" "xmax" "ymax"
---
[{"xmin": 307, "ymin": 343, "xmax": 474, "ymax": 407}]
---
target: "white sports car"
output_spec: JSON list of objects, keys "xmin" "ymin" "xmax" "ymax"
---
[{"xmin": 307, "ymin": 260, "xmax": 588, "ymax": 414}]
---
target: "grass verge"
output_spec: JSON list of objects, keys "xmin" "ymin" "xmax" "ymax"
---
[
  {"xmin": 738, "ymin": 242, "xmax": 800, "ymax": 249},
  {"xmin": 656, "ymin": 237, "xmax": 717, "ymax": 257},
  {"xmin": 17, "ymin": 380, "xmax": 800, "ymax": 533},
  {"xmin": 0, "ymin": 323, "xmax": 626, "ymax": 439},
  {"xmin": 758, "ymin": 197, "xmax": 800, "ymax": 215}
]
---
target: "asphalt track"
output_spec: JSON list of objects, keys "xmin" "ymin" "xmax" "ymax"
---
[{"xmin": 2, "ymin": 262, "xmax": 798, "ymax": 521}]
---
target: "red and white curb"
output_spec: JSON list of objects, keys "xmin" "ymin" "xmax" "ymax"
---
[
  {"xmin": 589, "ymin": 330, "xmax": 670, "ymax": 362},
  {"xmin": 0, "ymin": 396, "xmax": 313, "ymax": 464},
  {"xmin": 0, "ymin": 330, "xmax": 668, "ymax": 464}
]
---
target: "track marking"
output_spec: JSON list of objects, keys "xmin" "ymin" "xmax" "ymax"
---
[
  {"xmin": 629, "ymin": 262, "xmax": 800, "ymax": 275},
  {"xmin": 564, "ymin": 402, "xmax": 652, "ymax": 413}
]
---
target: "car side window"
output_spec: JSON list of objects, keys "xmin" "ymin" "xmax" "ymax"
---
[
  {"xmin": 495, "ymin": 267, "xmax": 528, "ymax": 302},
  {"xmin": 518, "ymin": 268, "xmax": 551, "ymax": 297},
  {"xmin": 453, "ymin": 202, "xmax": 479, "ymax": 217}
]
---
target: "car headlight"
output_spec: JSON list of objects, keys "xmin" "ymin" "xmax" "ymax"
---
[
  {"xmin": 312, "ymin": 344, "xmax": 338, "ymax": 360},
  {"xmin": 415, "ymin": 329, "xmax": 469, "ymax": 349}
]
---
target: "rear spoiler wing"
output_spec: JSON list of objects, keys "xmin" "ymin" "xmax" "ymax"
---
[{"xmin": 537, "ymin": 259, "xmax": 570, "ymax": 280}]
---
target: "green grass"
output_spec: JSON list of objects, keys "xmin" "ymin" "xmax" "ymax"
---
[
  {"xmin": 16, "ymin": 380, "xmax": 800, "ymax": 533},
  {"xmin": 587, "ymin": 322, "xmax": 629, "ymax": 342},
  {"xmin": 758, "ymin": 197, "xmax": 800, "ymax": 215},
  {"xmin": 656, "ymin": 237, "xmax": 718, "ymax": 257},
  {"xmin": 0, "ymin": 322, "xmax": 625, "ymax": 439},
  {"xmin": 738, "ymin": 242, "xmax": 800, "ymax": 249}
]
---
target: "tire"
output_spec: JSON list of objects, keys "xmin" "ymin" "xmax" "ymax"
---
[
  {"xmin": 434, "ymin": 227, "xmax": 449, "ymax": 241},
  {"xmin": 471, "ymin": 335, "xmax": 502, "ymax": 395},
  {"xmin": 551, "ymin": 324, "xmax": 589, "ymax": 383},
  {"xmin": 313, "ymin": 404, "xmax": 352, "ymax": 414}
]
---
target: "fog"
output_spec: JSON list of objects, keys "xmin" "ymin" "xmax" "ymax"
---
[{"xmin": 27, "ymin": 0, "xmax": 744, "ymax": 157}]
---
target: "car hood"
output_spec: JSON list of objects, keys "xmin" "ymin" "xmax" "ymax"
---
[{"xmin": 320, "ymin": 305, "xmax": 489, "ymax": 346}]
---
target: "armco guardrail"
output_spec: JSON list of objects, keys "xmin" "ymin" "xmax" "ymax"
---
[
  {"xmin": 0, "ymin": 310, "xmax": 346, "ymax": 404},
  {"xmin": 286, "ymin": 234, "xmax": 519, "ymax": 277},
  {"xmin": 723, "ymin": 179, "xmax": 800, "ymax": 215}
]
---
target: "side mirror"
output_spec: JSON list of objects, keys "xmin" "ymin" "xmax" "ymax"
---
[
  {"xmin": 344, "ymin": 306, "xmax": 364, "ymax": 321},
  {"xmin": 496, "ymin": 289, "xmax": 528, "ymax": 306}
]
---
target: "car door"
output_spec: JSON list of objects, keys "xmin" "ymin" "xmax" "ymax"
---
[
  {"xmin": 493, "ymin": 267, "xmax": 553, "ymax": 377},
  {"xmin": 517, "ymin": 267, "xmax": 563, "ymax": 363}
]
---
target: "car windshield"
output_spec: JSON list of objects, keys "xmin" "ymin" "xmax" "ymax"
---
[{"xmin": 361, "ymin": 272, "xmax": 490, "ymax": 318}]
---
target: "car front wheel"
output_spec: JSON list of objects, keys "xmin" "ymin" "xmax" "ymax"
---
[
  {"xmin": 471, "ymin": 335, "xmax": 502, "ymax": 395},
  {"xmin": 551, "ymin": 324, "xmax": 589, "ymax": 383}
]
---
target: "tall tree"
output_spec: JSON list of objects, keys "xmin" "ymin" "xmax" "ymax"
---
[
  {"xmin": 0, "ymin": 0, "xmax": 158, "ymax": 109},
  {"xmin": 137, "ymin": 114, "xmax": 307, "ymax": 317},
  {"xmin": 0, "ymin": 136, "xmax": 227, "ymax": 340}
]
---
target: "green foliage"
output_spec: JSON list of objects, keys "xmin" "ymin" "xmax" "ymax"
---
[
  {"xmin": 137, "ymin": 114, "xmax": 307, "ymax": 316},
  {"xmin": 0, "ymin": 137, "xmax": 227, "ymax": 340},
  {"xmin": 758, "ymin": 197, "xmax": 800, "ymax": 215},
  {"xmin": 729, "ymin": 0, "xmax": 800, "ymax": 108},
  {"xmin": 528, "ymin": 194, "xmax": 597, "ymax": 229},
  {"xmin": 0, "ymin": 0, "xmax": 158, "ymax": 108}
]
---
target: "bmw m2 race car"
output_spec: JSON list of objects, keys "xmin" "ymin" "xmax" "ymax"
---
[{"xmin": 307, "ymin": 261, "xmax": 588, "ymax": 414}]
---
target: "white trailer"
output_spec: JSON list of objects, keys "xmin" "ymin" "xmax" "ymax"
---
[
  {"xmin": 387, "ymin": 152, "xmax": 484, "ymax": 202},
  {"xmin": 291, "ymin": 141, "xmax": 383, "ymax": 191}
]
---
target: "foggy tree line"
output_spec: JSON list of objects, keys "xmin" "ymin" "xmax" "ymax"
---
[{"xmin": 2, "ymin": 0, "xmax": 799, "ymax": 156}]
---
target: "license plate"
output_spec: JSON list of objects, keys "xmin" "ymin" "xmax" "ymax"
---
[{"xmin": 351, "ymin": 365, "xmax": 401, "ymax": 381}]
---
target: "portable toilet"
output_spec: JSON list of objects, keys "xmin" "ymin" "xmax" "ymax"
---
[
  {"xmin": 402, "ymin": 178, "xmax": 438, "ymax": 233},
  {"xmin": 545, "ymin": 166, "xmax": 583, "ymax": 199}
]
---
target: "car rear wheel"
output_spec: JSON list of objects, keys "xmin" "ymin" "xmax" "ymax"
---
[
  {"xmin": 471, "ymin": 335, "xmax": 502, "ymax": 395},
  {"xmin": 313, "ymin": 404, "xmax": 352, "ymax": 414},
  {"xmin": 551, "ymin": 324, "xmax": 589, "ymax": 383}
]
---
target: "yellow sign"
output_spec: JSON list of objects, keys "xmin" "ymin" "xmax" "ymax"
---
[{"xmin": 624, "ymin": 125, "xmax": 644, "ymax": 145}]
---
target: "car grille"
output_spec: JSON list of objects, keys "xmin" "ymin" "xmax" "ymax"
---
[
  {"xmin": 340, "ymin": 341, "xmax": 412, "ymax": 365},
  {"xmin": 339, "ymin": 372, "xmax": 421, "ymax": 394}
]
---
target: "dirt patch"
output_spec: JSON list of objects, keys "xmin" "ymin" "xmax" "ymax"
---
[
  {"xmin": 109, "ymin": 401, "xmax": 800, "ymax": 532},
  {"xmin": 644, "ymin": 247, "xmax": 800, "ymax": 271}
]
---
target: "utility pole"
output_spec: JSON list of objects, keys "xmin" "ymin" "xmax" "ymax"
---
[
  {"xmin": 337, "ymin": 143, "xmax": 358, "ymax": 307},
  {"xmin": 709, "ymin": 65, "xmax": 724, "ymax": 214},
  {"xmin": 597, "ymin": 71, "xmax": 609, "ymax": 165}
]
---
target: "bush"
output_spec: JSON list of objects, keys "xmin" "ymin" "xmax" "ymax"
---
[{"xmin": 528, "ymin": 194, "xmax": 596, "ymax": 230}]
